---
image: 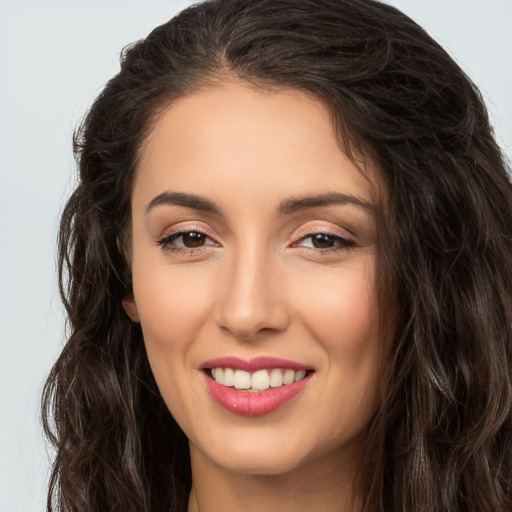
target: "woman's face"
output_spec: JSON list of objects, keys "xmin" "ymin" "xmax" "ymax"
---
[{"xmin": 125, "ymin": 82, "xmax": 384, "ymax": 476}]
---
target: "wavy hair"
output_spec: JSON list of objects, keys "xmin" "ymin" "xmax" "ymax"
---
[{"xmin": 42, "ymin": 0, "xmax": 512, "ymax": 510}]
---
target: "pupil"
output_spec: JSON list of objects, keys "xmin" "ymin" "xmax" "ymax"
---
[
  {"xmin": 183, "ymin": 232, "xmax": 205, "ymax": 247},
  {"xmin": 312, "ymin": 233, "xmax": 335, "ymax": 248}
]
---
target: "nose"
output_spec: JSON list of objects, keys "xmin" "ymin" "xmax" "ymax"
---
[{"xmin": 216, "ymin": 245, "xmax": 289, "ymax": 341}]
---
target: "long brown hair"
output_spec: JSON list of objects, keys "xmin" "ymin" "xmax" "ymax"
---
[{"xmin": 42, "ymin": 0, "xmax": 512, "ymax": 510}]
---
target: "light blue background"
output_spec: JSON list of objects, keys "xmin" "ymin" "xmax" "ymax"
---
[{"xmin": 0, "ymin": 1, "xmax": 510, "ymax": 510}]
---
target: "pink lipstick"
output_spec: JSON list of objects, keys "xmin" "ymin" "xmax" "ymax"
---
[{"xmin": 201, "ymin": 356, "xmax": 314, "ymax": 416}]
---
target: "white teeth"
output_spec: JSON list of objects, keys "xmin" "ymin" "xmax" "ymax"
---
[
  {"xmin": 294, "ymin": 369, "xmax": 306, "ymax": 382},
  {"xmin": 283, "ymin": 369, "xmax": 295, "ymax": 385},
  {"xmin": 233, "ymin": 369, "xmax": 251, "ymax": 389},
  {"xmin": 223, "ymin": 367, "xmax": 234, "ymax": 387},
  {"xmin": 210, "ymin": 367, "xmax": 309, "ymax": 391},
  {"xmin": 269, "ymin": 368, "xmax": 283, "ymax": 387},
  {"xmin": 251, "ymin": 370, "xmax": 270, "ymax": 390}
]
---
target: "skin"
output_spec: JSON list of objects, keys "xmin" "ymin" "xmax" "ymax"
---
[{"xmin": 124, "ymin": 81, "xmax": 385, "ymax": 512}]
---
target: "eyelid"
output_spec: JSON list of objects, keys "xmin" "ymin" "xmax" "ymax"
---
[
  {"xmin": 156, "ymin": 222, "xmax": 219, "ymax": 243},
  {"xmin": 155, "ymin": 222, "xmax": 222, "ymax": 257},
  {"xmin": 291, "ymin": 222, "xmax": 354, "ymax": 243}
]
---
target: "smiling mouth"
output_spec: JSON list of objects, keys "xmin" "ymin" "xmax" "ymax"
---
[{"xmin": 206, "ymin": 367, "xmax": 314, "ymax": 392}]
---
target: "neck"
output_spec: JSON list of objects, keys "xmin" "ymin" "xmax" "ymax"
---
[{"xmin": 187, "ymin": 442, "xmax": 363, "ymax": 512}]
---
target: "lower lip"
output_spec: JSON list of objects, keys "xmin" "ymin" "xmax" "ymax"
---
[{"xmin": 204, "ymin": 373, "xmax": 311, "ymax": 416}]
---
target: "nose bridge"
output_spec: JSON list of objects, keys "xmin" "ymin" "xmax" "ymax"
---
[{"xmin": 217, "ymin": 239, "xmax": 287, "ymax": 339}]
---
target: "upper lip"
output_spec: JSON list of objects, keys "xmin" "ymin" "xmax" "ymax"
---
[{"xmin": 201, "ymin": 356, "xmax": 312, "ymax": 372}]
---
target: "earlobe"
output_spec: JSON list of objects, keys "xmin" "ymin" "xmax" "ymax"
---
[{"xmin": 122, "ymin": 295, "xmax": 140, "ymax": 322}]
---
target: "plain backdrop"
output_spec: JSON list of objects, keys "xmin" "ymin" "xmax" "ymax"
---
[{"xmin": 0, "ymin": 1, "xmax": 510, "ymax": 510}]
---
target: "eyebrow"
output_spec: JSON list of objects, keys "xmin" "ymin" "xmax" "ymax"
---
[
  {"xmin": 146, "ymin": 192, "xmax": 222, "ymax": 215},
  {"xmin": 277, "ymin": 192, "xmax": 373, "ymax": 215},
  {"xmin": 146, "ymin": 191, "xmax": 373, "ymax": 216}
]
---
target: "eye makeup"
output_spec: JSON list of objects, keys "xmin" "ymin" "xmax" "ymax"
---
[{"xmin": 156, "ymin": 223, "xmax": 220, "ymax": 256}]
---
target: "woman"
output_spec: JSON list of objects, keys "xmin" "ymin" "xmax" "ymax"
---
[{"xmin": 42, "ymin": 0, "xmax": 512, "ymax": 511}]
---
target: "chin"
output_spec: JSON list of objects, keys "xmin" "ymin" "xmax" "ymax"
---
[
  {"xmin": 199, "ymin": 441, "xmax": 307, "ymax": 476},
  {"xmin": 188, "ymin": 421, "xmax": 350, "ymax": 478}
]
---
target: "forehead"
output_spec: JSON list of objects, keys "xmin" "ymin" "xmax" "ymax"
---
[{"xmin": 134, "ymin": 82, "xmax": 380, "ymax": 211}]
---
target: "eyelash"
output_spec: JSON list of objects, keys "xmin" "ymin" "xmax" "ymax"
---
[
  {"xmin": 157, "ymin": 228, "xmax": 355, "ymax": 256},
  {"xmin": 157, "ymin": 229, "xmax": 217, "ymax": 255},
  {"xmin": 292, "ymin": 232, "xmax": 356, "ymax": 253}
]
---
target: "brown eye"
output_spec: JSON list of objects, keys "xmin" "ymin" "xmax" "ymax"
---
[
  {"xmin": 158, "ymin": 230, "xmax": 216, "ymax": 253},
  {"xmin": 294, "ymin": 232, "xmax": 355, "ymax": 252},
  {"xmin": 311, "ymin": 233, "xmax": 336, "ymax": 248},
  {"xmin": 181, "ymin": 231, "xmax": 206, "ymax": 247}
]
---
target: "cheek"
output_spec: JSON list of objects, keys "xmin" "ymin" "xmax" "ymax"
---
[
  {"xmin": 293, "ymin": 259, "xmax": 381, "ymax": 427},
  {"xmin": 297, "ymin": 258, "xmax": 379, "ymax": 353},
  {"xmin": 132, "ymin": 264, "xmax": 214, "ymax": 351},
  {"xmin": 131, "ymin": 265, "xmax": 215, "ymax": 430}
]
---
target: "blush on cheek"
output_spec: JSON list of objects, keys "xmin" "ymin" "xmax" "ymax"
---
[
  {"xmin": 134, "ymin": 273, "xmax": 206, "ymax": 343},
  {"xmin": 305, "ymin": 272, "xmax": 377, "ymax": 345}
]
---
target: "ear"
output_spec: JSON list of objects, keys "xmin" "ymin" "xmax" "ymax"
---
[{"xmin": 122, "ymin": 294, "xmax": 140, "ymax": 322}]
